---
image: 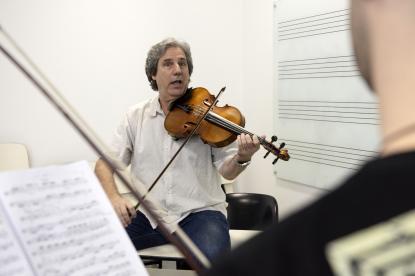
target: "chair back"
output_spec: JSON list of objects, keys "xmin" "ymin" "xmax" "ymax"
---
[
  {"xmin": 0, "ymin": 143, "xmax": 30, "ymax": 171},
  {"xmin": 226, "ymin": 193, "xmax": 278, "ymax": 230}
]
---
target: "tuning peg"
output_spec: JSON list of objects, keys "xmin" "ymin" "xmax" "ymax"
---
[
  {"xmin": 264, "ymin": 151, "xmax": 271, "ymax": 159},
  {"xmin": 272, "ymin": 142, "xmax": 287, "ymax": 165},
  {"xmin": 264, "ymin": 135, "xmax": 278, "ymax": 159}
]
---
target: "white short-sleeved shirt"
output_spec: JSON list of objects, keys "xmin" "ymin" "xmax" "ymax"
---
[{"xmin": 110, "ymin": 95, "xmax": 237, "ymax": 228}]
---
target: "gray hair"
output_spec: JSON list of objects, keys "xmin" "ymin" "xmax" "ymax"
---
[{"xmin": 145, "ymin": 38, "xmax": 193, "ymax": 91}]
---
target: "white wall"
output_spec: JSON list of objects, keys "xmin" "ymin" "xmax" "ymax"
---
[{"xmin": 0, "ymin": 0, "xmax": 324, "ymax": 218}]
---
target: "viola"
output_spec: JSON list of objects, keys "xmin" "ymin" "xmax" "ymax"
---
[{"xmin": 164, "ymin": 87, "xmax": 290, "ymax": 164}]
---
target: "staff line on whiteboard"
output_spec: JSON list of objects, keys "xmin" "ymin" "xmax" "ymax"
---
[
  {"xmin": 280, "ymin": 100, "xmax": 375, "ymax": 104},
  {"xmin": 279, "ymin": 9, "xmax": 348, "ymax": 25},
  {"xmin": 279, "ymin": 112, "xmax": 378, "ymax": 120},
  {"xmin": 279, "ymin": 55, "xmax": 354, "ymax": 63},
  {"xmin": 280, "ymin": 105, "xmax": 377, "ymax": 109},
  {"xmin": 279, "ymin": 74, "xmax": 359, "ymax": 79},
  {"xmin": 285, "ymin": 145, "xmax": 377, "ymax": 159},
  {"xmin": 280, "ymin": 69, "xmax": 359, "ymax": 75},
  {"xmin": 279, "ymin": 28, "xmax": 349, "ymax": 41},
  {"xmin": 280, "ymin": 23, "xmax": 349, "ymax": 38},
  {"xmin": 291, "ymin": 152, "xmax": 365, "ymax": 167},
  {"xmin": 279, "ymin": 65, "xmax": 357, "ymax": 71},
  {"xmin": 279, "ymin": 15, "xmax": 348, "ymax": 33},
  {"xmin": 279, "ymin": 138, "xmax": 379, "ymax": 153},
  {"xmin": 288, "ymin": 148, "xmax": 372, "ymax": 163},
  {"xmin": 289, "ymin": 157, "xmax": 359, "ymax": 171},
  {"xmin": 279, "ymin": 19, "xmax": 348, "ymax": 33},
  {"xmin": 279, "ymin": 60, "xmax": 354, "ymax": 67},
  {"xmin": 279, "ymin": 116, "xmax": 379, "ymax": 125},
  {"xmin": 279, "ymin": 109, "xmax": 377, "ymax": 115}
]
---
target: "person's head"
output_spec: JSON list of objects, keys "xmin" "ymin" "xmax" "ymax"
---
[
  {"xmin": 350, "ymin": 0, "xmax": 415, "ymax": 154},
  {"xmin": 350, "ymin": 0, "xmax": 415, "ymax": 92},
  {"xmin": 145, "ymin": 38, "xmax": 193, "ymax": 101},
  {"xmin": 350, "ymin": 0, "xmax": 373, "ymax": 90}
]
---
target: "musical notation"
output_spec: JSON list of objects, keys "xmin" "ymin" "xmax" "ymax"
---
[
  {"xmin": 4, "ymin": 177, "xmax": 87, "ymax": 196},
  {"xmin": 0, "ymin": 161, "xmax": 148, "ymax": 276},
  {"xmin": 0, "ymin": 210, "xmax": 34, "ymax": 276}
]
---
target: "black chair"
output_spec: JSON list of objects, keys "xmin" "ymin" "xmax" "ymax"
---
[{"xmin": 225, "ymin": 193, "xmax": 278, "ymax": 230}]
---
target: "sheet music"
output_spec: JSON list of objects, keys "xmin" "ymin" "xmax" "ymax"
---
[
  {"xmin": 0, "ymin": 207, "xmax": 33, "ymax": 276},
  {"xmin": 0, "ymin": 161, "xmax": 148, "ymax": 276}
]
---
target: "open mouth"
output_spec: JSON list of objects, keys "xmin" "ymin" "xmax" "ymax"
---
[{"xmin": 171, "ymin": 80, "xmax": 183, "ymax": 85}]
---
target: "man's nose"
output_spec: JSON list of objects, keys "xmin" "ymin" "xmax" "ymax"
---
[{"xmin": 173, "ymin": 63, "xmax": 182, "ymax": 75}]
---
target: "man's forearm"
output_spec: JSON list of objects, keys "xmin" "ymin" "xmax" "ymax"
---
[
  {"xmin": 94, "ymin": 158, "xmax": 120, "ymax": 199},
  {"xmin": 219, "ymin": 154, "xmax": 250, "ymax": 180},
  {"xmin": 219, "ymin": 134, "xmax": 259, "ymax": 180},
  {"xmin": 95, "ymin": 158, "xmax": 136, "ymax": 226}
]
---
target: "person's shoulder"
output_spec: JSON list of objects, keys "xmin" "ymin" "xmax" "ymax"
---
[
  {"xmin": 124, "ymin": 95, "xmax": 158, "ymax": 118},
  {"xmin": 335, "ymin": 150, "xmax": 415, "ymax": 193},
  {"xmin": 127, "ymin": 96, "xmax": 156, "ymax": 112},
  {"xmin": 364, "ymin": 150, "xmax": 415, "ymax": 173},
  {"xmin": 277, "ymin": 151, "xmax": 415, "ymax": 237}
]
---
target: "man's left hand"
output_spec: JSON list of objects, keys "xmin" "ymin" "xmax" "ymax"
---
[{"xmin": 236, "ymin": 134, "xmax": 261, "ymax": 162}]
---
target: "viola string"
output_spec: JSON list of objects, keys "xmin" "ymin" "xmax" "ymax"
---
[
  {"xmin": 179, "ymin": 103, "xmax": 280, "ymax": 155},
  {"xmin": 201, "ymin": 110, "xmax": 279, "ymax": 154},
  {"xmin": 188, "ymin": 105, "xmax": 247, "ymax": 134}
]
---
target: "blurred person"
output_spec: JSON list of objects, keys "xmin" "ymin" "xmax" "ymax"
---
[{"xmin": 204, "ymin": 0, "xmax": 415, "ymax": 274}]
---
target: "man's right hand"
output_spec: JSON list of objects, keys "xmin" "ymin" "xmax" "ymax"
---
[{"xmin": 110, "ymin": 195, "xmax": 137, "ymax": 227}]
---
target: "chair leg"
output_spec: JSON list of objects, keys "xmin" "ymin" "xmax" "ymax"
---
[
  {"xmin": 142, "ymin": 258, "xmax": 162, "ymax": 268},
  {"xmin": 176, "ymin": 259, "xmax": 192, "ymax": 270}
]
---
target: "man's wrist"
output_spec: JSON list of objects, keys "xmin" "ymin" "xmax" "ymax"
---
[
  {"xmin": 234, "ymin": 156, "xmax": 251, "ymax": 167},
  {"xmin": 236, "ymin": 154, "xmax": 251, "ymax": 163}
]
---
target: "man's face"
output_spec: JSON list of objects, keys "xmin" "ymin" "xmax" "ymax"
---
[
  {"xmin": 351, "ymin": 0, "xmax": 373, "ymax": 89},
  {"xmin": 152, "ymin": 47, "xmax": 190, "ymax": 102}
]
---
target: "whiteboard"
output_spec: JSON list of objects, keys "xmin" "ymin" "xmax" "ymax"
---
[{"xmin": 273, "ymin": 0, "xmax": 380, "ymax": 190}]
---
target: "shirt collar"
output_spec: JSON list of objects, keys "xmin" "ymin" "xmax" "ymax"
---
[{"xmin": 149, "ymin": 95, "xmax": 164, "ymax": 117}]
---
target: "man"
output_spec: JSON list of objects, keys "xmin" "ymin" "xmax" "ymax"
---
[
  {"xmin": 95, "ymin": 38, "xmax": 260, "ymax": 262},
  {"xmin": 204, "ymin": 0, "xmax": 415, "ymax": 275}
]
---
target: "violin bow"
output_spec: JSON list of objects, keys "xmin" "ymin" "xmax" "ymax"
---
[
  {"xmin": 0, "ymin": 25, "xmax": 209, "ymax": 273},
  {"xmin": 135, "ymin": 87, "xmax": 227, "ymax": 204}
]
